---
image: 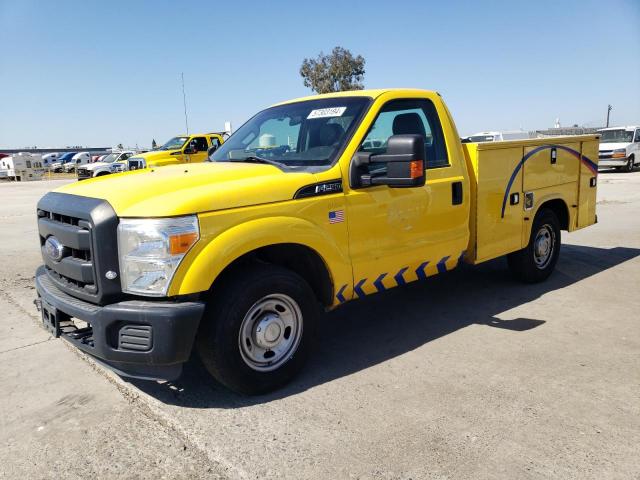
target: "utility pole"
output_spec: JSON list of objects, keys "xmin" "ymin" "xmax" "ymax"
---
[
  {"xmin": 606, "ymin": 104, "xmax": 612, "ymax": 128},
  {"xmin": 181, "ymin": 72, "xmax": 189, "ymax": 134}
]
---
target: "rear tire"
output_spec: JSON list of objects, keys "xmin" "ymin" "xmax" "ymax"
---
[
  {"xmin": 196, "ymin": 264, "xmax": 318, "ymax": 395},
  {"xmin": 508, "ymin": 208, "xmax": 561, "ymax": 283}
]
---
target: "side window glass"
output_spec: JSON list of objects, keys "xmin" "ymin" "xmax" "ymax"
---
[
  {"xmin": 358, "ymin": 99, "xmax": 449, "ymax": 172},
  {"xmin": 636, "ymin": 130, "xmax": 640, "ymax": 142},
  {"xmin": 211, "ymin": 138, "xmax": 220, "ymax": 148},
  {"xmin": 26, "ymin": 160, "xmax": 32, "ymax": 168},
  {"xmin": 192, "ymin": 137, "xmax": 208, "ymax": 152}
]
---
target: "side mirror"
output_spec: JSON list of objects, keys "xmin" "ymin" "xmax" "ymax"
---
[{"xmin": 350, "ymin": 134, "xmax": 426, "ymax": 188}]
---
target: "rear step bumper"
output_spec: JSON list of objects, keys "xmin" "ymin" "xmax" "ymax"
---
[{"xmin": 34, "ymin": 265, "xmax": 205, "ymax": 381}]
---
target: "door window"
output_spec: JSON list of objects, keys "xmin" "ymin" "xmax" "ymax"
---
[
  {"xmin": 635, "ymin": 130, "xmax": 640, "ymax": 143},
  {"xmin": 359, "ymin": 99, "xmax": 449, "ymax": 171},
  {"xmin": 191, "ymin": 137, "xmax": 208, "ymax": 152}
]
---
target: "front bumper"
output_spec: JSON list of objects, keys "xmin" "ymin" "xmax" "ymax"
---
[
  {"xmin": 598, "ymin": 157, "xmax": 628, "ymax": 168},
  {"xmin": 35, "ymin": 265, "xmax": 204, "ymax": 381}
]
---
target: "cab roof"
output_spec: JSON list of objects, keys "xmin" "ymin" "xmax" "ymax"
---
[
  {"xmin": 273, "ymin": 88, "xmax": 438, "ymax": 106},
  {"xmin": 598, "ymin": 126, "xmax": 638, "ymax": 131}
]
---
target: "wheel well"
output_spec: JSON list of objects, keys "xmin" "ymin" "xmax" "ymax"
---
[
  {"xmin": 95, "ymin": 171, "xmax": 109, "ymax": 176},
  {"xmin": 538, "ymin": 199, "xmax": 569, "ymax": 230},
  {"xmin": 211, "ymin": 243, "xmax": 334, "ymax": 307}
]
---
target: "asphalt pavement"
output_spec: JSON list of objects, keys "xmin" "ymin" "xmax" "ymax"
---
[{"xmin": 0, "ymin": 171, "xmax": 638, "ymax": 479}]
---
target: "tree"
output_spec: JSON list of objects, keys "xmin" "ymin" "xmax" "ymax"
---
[
  {"xmin": 300, "ymin": 47, "xmax": 365, "ymax": 94},
  {"xmin": 152, "ymin": 139, "xmax": 157, "ymax": 149}
]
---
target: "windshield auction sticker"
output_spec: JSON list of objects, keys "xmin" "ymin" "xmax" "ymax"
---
[{"xmin": 307, "ymin": 107, "xmax": 347, "ymax": 119}]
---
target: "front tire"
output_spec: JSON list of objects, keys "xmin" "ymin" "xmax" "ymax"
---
[
  {"xmin": 625, "ymin": 155, "xmax": 635, "ymax": 173},
  {"xmin": 508, "ymin": 208, "xmax": 561, "ymax": 283},
  {"xmin": 196, "ymin": 264, "xmax": 318, "ymax": 395}
]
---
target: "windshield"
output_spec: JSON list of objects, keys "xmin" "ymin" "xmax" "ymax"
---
[
  {"xmin": 159, "ymin": 136, "xmax": 189, "ymax": 150},
  {"xmin": 211, "ymin": 97, "xmax": 371, "ymax": 168},
  {"xmin": 599, "ymin": 129, "xmax": 633, "ymax": 143},
  {"xmin": 100, "ymin": 153, "xmax": 120, "ymax": 163},
  {"xmin": 468, "ymin": 135, "xmax": 496, "ymax": 142}
]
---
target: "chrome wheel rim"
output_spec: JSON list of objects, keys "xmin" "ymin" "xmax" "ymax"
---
[
  {"xmin": 238, "ymin": 293, "xmax": 303, "ymax": 372},
  {"xmin": 533, "ymin": 224, "xmax": 555, "ymax": 269}
]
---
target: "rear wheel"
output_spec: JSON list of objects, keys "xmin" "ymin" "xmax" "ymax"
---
[
  {"xmin": 508, "ymin": 208, "xmax": 561, "ymax": 283},
  {"xmin": 196, "ymin": 264, "xmax": 318, "ymax": 395}
]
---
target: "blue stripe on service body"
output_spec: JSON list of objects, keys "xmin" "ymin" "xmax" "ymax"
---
[
  {"xmin": 354, "ymin": 278, "xmax": 367, "ymax": 298},
  {"xmin": 437, "ymin": 256, "xmax": 450, "ymax": 274}
]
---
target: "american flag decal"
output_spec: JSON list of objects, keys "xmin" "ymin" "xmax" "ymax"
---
[{"xmin": 328, "ymin": 210, "xmax": 345, "ymax": 224}]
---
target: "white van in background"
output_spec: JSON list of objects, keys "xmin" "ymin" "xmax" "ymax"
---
[
  {"xmin": 597, "ymin": 126, "xmax": 640, "ymax": 172},
  {"xmin": 464, "ymin": 130, "xmax": 533, "ymax": 143},
  {"xmin": 63, "ymin": 151, "xmax": 91, "ymax": 173}
]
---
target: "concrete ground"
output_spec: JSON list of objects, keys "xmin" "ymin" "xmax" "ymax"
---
[{"xmin": 0, "ymin": 172, "xmax": 638, "ymax": 479}]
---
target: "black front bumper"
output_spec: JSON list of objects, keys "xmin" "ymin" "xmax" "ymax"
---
[{"xmin": 35, "ymin": 266, "xmax": 205, "ymax": 381}]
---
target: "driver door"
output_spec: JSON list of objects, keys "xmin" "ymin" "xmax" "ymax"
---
[
  {"xmin": 345, "ymin": 98, "xmax": 468, "ymax": 299},
  {"xmin": 185, "ymin": 137, "xmax": 209, "ymax": 163}
]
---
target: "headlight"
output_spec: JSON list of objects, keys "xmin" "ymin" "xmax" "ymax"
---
[
  {"xmin": 612, "ymin": 148, "xmax": 627, "ymax": 158},
  {"xmin": 117, "ymin": 216, "xmax": 199, "ymax": 296}
]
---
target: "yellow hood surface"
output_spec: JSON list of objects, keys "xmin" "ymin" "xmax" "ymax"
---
[{"xmin": 56, "ymin": 162, "xmax": 317, "ymax": 217}]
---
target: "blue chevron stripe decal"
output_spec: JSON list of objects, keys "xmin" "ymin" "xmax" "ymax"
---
[
  {"xmin": 354, "ymin": 278, "xmax": 367, "ymax": 298},
  {"xmin": 437, "ymin": 256, "xmax": 450, "ymax": 274},
  {"xmin": 373, "ymin": 273, "xmax": 387, "ymax": 292},
  {"xmin": 394, "ymin": 267, "xmax": 408, "ymax": 286},
  {"xmin": 415, "ymin": 261, "xmax": 429, "ymax": 280},
  {"xmin": 336, "ymin": 284, "xmax": 347, "ymax": 304}
]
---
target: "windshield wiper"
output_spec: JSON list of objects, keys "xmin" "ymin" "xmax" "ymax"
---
[{"xmin": 234, "ymin": 156, "xmax": 287, "ymax": 169}]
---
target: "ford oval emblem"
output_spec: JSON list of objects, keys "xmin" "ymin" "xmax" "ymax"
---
[{"xmin": 44, "ymin": 236, "xmax": 66, "ymax": 262}]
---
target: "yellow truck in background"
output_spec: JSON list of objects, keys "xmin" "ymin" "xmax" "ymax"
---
[
  {"xmin": 34, "ymin": 89, "xmax": 598, "ymax": 394},
  {"xmin": 126, "ymin": 132, "xmax": 225, "ymax": 170}
]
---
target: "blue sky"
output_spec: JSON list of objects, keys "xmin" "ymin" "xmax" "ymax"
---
[{"xmin": 1, "ymin": 0, "xmax": 638, "ymax": 149}]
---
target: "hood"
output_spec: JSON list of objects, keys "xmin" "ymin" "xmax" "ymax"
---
[
  {"xmin": 84, "ymin": 161, "xmax": 112, "ymax": 170},
  {"xmin": 599, "ymin": 142, "xmax": 629, "ymax": 151},
  {"xmin": 133, "ymin": 150, "xmax": 178, "ymax": 162},
  {"xmin": 54, "ymin": 161, "xmax": 318, "ymax": 217}
]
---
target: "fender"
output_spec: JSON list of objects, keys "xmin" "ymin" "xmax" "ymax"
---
[
  {"xmin": 523, "ymin": 192, "xmax": 572, "ymax": 245},
  {"xmin": 168, "ymin": 216, "xmax": 353, "ymax": 300}
]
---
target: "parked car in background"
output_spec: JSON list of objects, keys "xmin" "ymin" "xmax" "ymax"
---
[
  {"xmin": 63, "ymin": 152, "xmax": 91, "ymax": 173},
  {"xmin": 77, "ymin": 151, "xmax": 135, "ymax": 180},
  {"xmin": 126, "ymin": 133, "xmax": 224, "ymax": 170},
  {"xmin": 463, "ymin": 130, "xmax": 533, "ymax": 143},
  {"xmin": 597, "ymin": 126, "xmax": 640, "ymax": 172},
  {"xmin": 49, "ymin": 152, "xmax": 77, "ymax": 172}
]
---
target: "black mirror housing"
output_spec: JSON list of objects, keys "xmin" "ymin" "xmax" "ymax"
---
[{"xmin": 350, "ymin": 134, "xmax": 426, "ymax": 189}]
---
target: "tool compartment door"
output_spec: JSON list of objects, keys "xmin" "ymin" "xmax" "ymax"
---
[
  {"xmin": 523, "ymin": 142, "xmax": 580, "ymax": 191},
  {"xmin": 576, "ymin": 139, "xmax": 599, "ymax": 229},
  {"xmin": 474, "ymin": 145, "xmax": 525, "ymax": 262}
]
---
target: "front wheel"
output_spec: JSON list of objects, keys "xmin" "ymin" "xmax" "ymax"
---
[
  {"xmin": 625, "ymin": 155, "xmax": 635, "ymax": 173},
  {"xmin": 508, "ymin": 208, "xmax": 561, "ymax": 283},
  {"xmin": 196, "ymin": 264, "xmax": 318, "ymax": 395}
]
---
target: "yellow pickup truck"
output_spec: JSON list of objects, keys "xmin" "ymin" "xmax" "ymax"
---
[
  {"xmin": 126, "ymin": 132, "xmax": 225, "ymax": 170},
  {"xmin": 34, "ymin": 89, "xmax": 599, "ymax": 394}
]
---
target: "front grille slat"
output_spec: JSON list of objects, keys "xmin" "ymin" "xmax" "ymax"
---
[{"xmin": 38, "ymin": 217, "xmax": 91, "ymax": 250}]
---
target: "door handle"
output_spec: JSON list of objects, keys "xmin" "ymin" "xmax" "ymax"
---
[{"xmin": 452, "ymin": 181, "xmax": 463, "ymax": 205}]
